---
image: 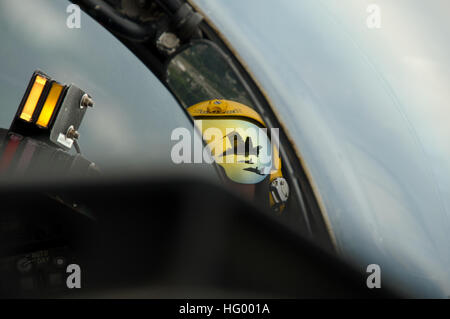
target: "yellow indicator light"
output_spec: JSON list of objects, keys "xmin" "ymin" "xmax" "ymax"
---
[
  {"xmin": 36, "ymin": 82, "xmax": 63, "ymax": 128},
  {"xmin": 20, "ymin": 75, "xmax": 47, "ymax": 122}
]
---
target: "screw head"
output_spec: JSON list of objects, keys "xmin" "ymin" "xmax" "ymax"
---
[
  {"xmin": 66, "ymin": 126, "xmax": 80, "ymax": 140},
  {"xmin": 80, "ymin": 94, "xmax": 94, "ymax": 109},
  {"xmin": 156, "ymin": 32, "xmax": 180, "ymax": 55}
]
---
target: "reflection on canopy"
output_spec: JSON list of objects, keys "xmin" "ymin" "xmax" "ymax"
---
[{"xmin": 198, "ymin": 118, "xmax": 272, "ymax": 184}]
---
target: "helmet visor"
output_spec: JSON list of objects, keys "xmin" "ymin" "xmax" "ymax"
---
[{"xmin": 197, "ymin": 118, "xmax": 273, "ymax": 184}]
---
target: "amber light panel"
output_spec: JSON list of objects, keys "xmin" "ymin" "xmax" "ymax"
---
[
  {"xmin": 36, "ymin": 82, "xmax": 64, "ymax": 128},
  {"xmin": 19, "ymin": 75, "xmax": 47, "ymax": 122}
]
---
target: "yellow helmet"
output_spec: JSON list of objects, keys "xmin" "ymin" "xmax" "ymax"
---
[{"xmin": 187, "ymin": 99, "xmax": 289, "ymax": 212}]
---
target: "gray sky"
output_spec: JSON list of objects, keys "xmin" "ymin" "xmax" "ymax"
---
[{"xmin": 193, "ymin": 0, "xmax": 450, "ymax": 297}]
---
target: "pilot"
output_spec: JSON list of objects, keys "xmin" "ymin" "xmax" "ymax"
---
[{"xmin": 187, "ymin": 99, "xmax": 289, "ymax": 213}]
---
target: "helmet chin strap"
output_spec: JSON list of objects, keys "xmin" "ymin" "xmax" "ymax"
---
[
  {"xmin": 254, "ymin": 174, "xmax": 271, "ymax": 209},
  {"xmin": 223, "ymin": 178, "xmax": 256, "ymax": 201}
]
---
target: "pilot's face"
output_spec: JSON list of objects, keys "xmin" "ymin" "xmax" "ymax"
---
[{"xmin": 224, "ymin": 178, "xmax": 256, "ymax": 201}]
